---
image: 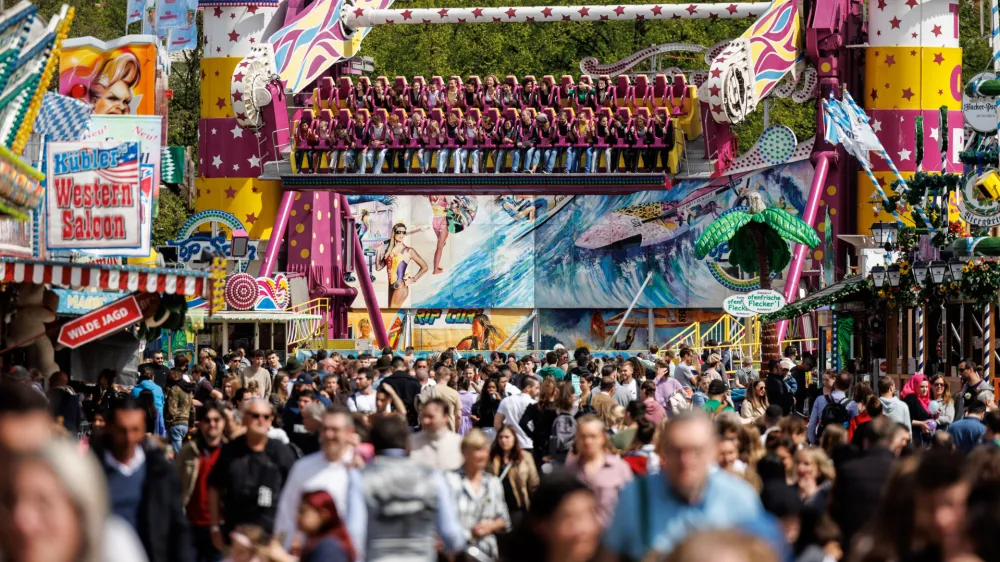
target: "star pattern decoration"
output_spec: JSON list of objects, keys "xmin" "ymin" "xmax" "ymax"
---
[
  {"xmin": 212, "ymin": 155, "xmax": 223, "ymax": 168},
  {"xmin": 651, "ymin": 5, "xmax": 663, "ymax": 15},
  {"xmin": 232, "ymin": 125, "xmax": 243, "ymax": 138},
  {"xmin": 578, "ymin": 7, "xmax": 589, "ymax": 16},
  {"xmin": 248, "ymin": 155, "xmax": 261, "ymax": 168},
  {"xmin": 216, "ymin": 97, "xmax": 227, "ymax": 110},
  {"xmin": 877, "ymin": 0, "xmax": 887, "ymax": 10},
  {"xmin": 727, "ymin": 4, "xmax": 738, "ymax": 13},
  {"xmin": 889, "ymin": 16, "xmax": 901, "ymax": 28},
  {"xmin": 437, "ymin": 8, "xmax": 449, "ymax": 17},
  {"xmin": 905, "ymin": 0, "xmax": 918, "ymax": 7},
  {"xmin": 599, "ymin": 14, "xmax": 609, "ymax": 20},
  {"xmin": 402, "ymin": 9, "xmax": 413, "ymax": 19},
  {"xmin": 636, "ymin": 14, "xmax": 645, "ymax": 20},
  {"xmin": 562, "ymin": 14, "xmax": 571, "ymax": 20},
  {"xmin": 686, "ymin": 4, "xmax": 697, "ymax": 14},
  {"xmin": 233, "ymin": 91, "xmax": 244, "ymax": 102},
  {"xmin": 711, "ymin": 69, "xmax": 722, "ymax": 78},
  {"xmin": 251, "ymin": 185, "xmax": 261, "ymax": 194},
  {"xmin": 901, "ymin": 88, "xmax": 914, "ymax": 101},
  {"xmin": 233, "ymin": 164, "xmax": 241, "ymax": 172},
  {"xmin": 709, "ymin": 84, "xmax": 721, "ymax": 97},
  {"xmin": 471, "ymin": 8, "xmax": 482, "ymax": 17},
  {"xmin": 228, "ymin": 30, "xmax": 240, "ymax": 42},
  {"xmin": 898, "ymin": 148, "xmax": 912, "ymax": 161},
  {"xmin": 872, "ymin": 119, "xmax": 882, "ymax": 133},
  {"xmin": 213, "ymin": 7, "xmax": 223, "ymax": 17},
  {"xmin": 912, "ymin": 32, "xmax": 918, "ymax": 38},
  {"xmin": 215, "ymin": 70, "xmax": 220, "ymax": 77},
  {"xmin": 709, "ymin": 12, "xmax": 719, "ymax": 19},
  {"xmin": 234, "ymin": 71, "xmax": 245, "ymax": 83},
  {"xmin": 246, "ymin": 6, "xmax": 257, "ymax": 14},
  {"xmin": 526, "ymin": 16, "xmax": 535, "ymax": 21},
  {"xmin": 929, "ymin": 127, "xmax": 939, "ymax": 140},
  {"xmin": 211, "ymin": 128, "xmax": 218, "ymax": 135},
  {"xmin": 542, "ymin": 7, "xmax": 553, "ymax": 17},
  {"xmin": 225, "ymin": 186, "xmax": 237, "ymax": 198},
  {"xmin": 884, "ymin": 54, "xmax": 895, "ymax": 67},
  {"xmin": 933, "ymin": 53, "xmax": 944, "ymax": 65},
  {"xmin": 230, "ymin": 12, "xmax": 236, "ymax": 19},
  {"xmin": 245, "ymin": 212, "xmax": 258, "ymax": 225},
  {"xmin": 870, "ymin": 88, "xmax": 878, "ymax": 101},
  {"xmin": 201, "ymin": 69, "xmax": 206, "ymax": 79},
  {"xmin": 711, "ymin": 104, "xmax": 723, "ymax": 114},
  {"xmin": 505, "ymin": 7, "xmax": 516, "ymax": 17},
  {"xmin": 614, "ymin": 5, "xmax": 625, "ymax": 15},
  {"xmin": 938, "ymin": 89, "xmax": 943, "ymax": 95},
  {"xmin": 931, "ymin": 24, "xmax": 942, "ymax": 36},
  {"xmin": 910, "ymin": 50, "xmax": 917, "ymax": 56}
]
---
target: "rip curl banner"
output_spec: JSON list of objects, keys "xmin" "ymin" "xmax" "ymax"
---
[
  {"xmin": 46, "ymin": 141, "xmax": 143, "ymax": 253},
  {"xmin": 60, "ymin": 36, "xmax": 159, "ymax": 116}
]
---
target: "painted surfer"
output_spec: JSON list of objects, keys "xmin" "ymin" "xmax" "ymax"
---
[
  {"xmin": 375, "ymin": 222, "xmax": 428, "ymax": 307},
  {"xmin": 428, "ymin": 195, "xmax": 450, "ymax": 274},
  {"xmin": 456, "ymin": 313, "xmax": 508, "ymax": 350},
  {"xmin": 498, "ymin": 195, "xmax": 551, "ymax": 221}
]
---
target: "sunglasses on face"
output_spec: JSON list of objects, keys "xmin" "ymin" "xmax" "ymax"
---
[
  {"xmin": 203, "ymin": 416, "xmax": 224, "ymax": 424},
  {"xmin": 394, "ymin": 229, "xmax": 406, "ymax": 234},
  {"xmin": 247, "ymin": 412, "xmax": 272, "ymax": 421},
  {"xmin": 933, "ymin": 382, "xmax": 945, "ymax": 387}
]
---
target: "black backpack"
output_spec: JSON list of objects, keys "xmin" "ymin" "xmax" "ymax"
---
[
  {"xmin": 576, "ymin": 393, "xmax": 598, "ymax": 419},
  {"xmin": 818, "ymin": 394, "xmax": 851, "ymax": 434}
]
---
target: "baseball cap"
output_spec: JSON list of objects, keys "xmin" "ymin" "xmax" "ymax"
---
[
  {"xmin": 779, "ymin": 358, "xmax": 796, "ymax": 370},
  {"xmin": 708, "ymin": 379, "xmax": 728, "ymax": 395}
]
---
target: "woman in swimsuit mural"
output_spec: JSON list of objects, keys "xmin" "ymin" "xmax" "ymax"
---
[
  {"xmin": 427, "ymin": 195, "xmax": 450, "ymax": 274},
  {"xmin": 376, "ymin": 222, "xmax": 428, "ymax": 307}
]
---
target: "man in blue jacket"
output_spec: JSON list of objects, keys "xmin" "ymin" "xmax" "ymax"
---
[{"xmin": 947, "ymin": 399, "xmax": 987, "ymax": 453}]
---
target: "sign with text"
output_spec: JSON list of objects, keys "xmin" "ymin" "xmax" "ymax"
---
[
  {"xmin": 723, "ymin": 295, "xmax": 756, "ymax": 318},
  {"xmin": 744, "ymin": 289, "xmax": 786, "ymax": 314},
  {"xmin": 53, "ymin": 288, "xmax": 128, "ymax": 315},
  {"xmin": 57, "ymin": 295, "xmax": 142, "ymax": 348},
  {"xmin": 46, "ymin": 141, "xmax": 142, "ymax": 253}
]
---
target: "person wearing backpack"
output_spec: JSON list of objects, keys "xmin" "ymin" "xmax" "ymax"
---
[
  {"xmin": 807, "ymin": 370, "xmax": 858, "ymax": 444},
  {"xmin": 548, "ymin": 382, "xmax": 577, "ymax": 466}
]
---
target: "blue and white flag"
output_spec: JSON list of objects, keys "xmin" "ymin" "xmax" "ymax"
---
[
  {"xmin": 127, "ymin": 0, "xmax": 145, "ymax": 24},
  {"xmin": 36, "ymin": 93, "xmax": 92, "ymax": 143}
]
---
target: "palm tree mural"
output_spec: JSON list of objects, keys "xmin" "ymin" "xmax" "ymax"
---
[{"xmin": 694, "ymin": 192, "xmax": 821, "ymax": 359}]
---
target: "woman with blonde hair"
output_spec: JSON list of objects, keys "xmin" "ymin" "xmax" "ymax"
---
[
  {"xmin": 929, "ymin": 373, "xmax": 955, "ymax": 429},
  {"xmin": 2, "ymin": 440, "xmax": 146, "ymax": 562},
  {"xmin": 794, "ymin": 447, "xmax": 835, "ymax": 504},
  {"xmin": 89, "ymin": 52, "xmax": 141, "ymax": 115}
]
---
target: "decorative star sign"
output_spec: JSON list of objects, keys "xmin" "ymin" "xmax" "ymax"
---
[
  {"xmin": 872, "ymin": 119, "xmax": 882, "ymax": 133},
  {"xmin": 212, "ymin": 155, "xmax": 223, "ymax": 168},
  {"xmin": 898, "ymin": 148, "xmax": 912, "ymax": 161},
  {"xmin": 231, "ymin": 125, "xmax": 243, "ymax": 138},
  {"xmin": 930, "ymin": 127, "xmax": 939, "ymax": 140}
]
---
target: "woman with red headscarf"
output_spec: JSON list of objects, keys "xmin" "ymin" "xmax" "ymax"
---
[
  {"xmin": 899, "ymin": 374, "xmax": 936, "ymax": 446},
  {"xmin": 296, "ymin": 490, "xmax": 356, "ymax": 562}
]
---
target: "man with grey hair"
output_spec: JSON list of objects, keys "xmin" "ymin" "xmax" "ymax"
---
[
  {"xmin": 208, "ymin": 397, "xmax": 295, "ymax": 551},
  {"xmin": 600, "ymin": 411, "xmax": 766, "ymax": 560},
  {"xmin": 273, "ymin": 406, "xmax": 367, "ymax": 554}
]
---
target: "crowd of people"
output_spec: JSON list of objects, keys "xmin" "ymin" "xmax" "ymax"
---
[
  {"xmin": 292, "ymin": 74, "xmax": 682, "ymax": 175},
  {"xmin": 2, "ymin": 343, "xmax": 1000, "ymax": 562}
]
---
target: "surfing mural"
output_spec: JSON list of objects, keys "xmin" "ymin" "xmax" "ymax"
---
[
  {"xmin": 347, "ymin": 308, "xmax": 532, "ymax": 350},
  {"xmin": 346, "ymin": 158, "xmax": 813, "ymax": 311}
]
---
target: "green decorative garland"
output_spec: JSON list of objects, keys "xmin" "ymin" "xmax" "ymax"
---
[
  {"xmin": 761, "ymin": 258, "xmax": 1000, "ymax": 323},
  {"xmin": 960, "ymin": 149, "xmax": 1000, "ymax": 167}
]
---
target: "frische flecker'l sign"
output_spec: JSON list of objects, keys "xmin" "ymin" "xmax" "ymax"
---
[{"xmin": 45, "ymin": 141, "xmax": 142, "ymax": 254}]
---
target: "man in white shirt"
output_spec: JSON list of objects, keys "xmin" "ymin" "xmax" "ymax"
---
[
  {"xmin": 347, "ymin": 368, "xmax": 378, "ymax": 414},
  {"xmin": 273, "ymin": 407, "xmax": 367, "ymax": 554},
  {"xmin": 240, "ymin": 349, "xmax": 273, "ymax": 398},
  {"xmin": 408, "ymin": 398, "xmax": 464, "ymax": 471},
  {"xmin": 415, "ymin": 367, "xmax": 436, "ymax": 392},
  {"xmin": 494, "ymin": 378, "xmax": 539, "ymax": 454}
]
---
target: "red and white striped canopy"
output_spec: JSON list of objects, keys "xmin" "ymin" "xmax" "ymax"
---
[{"xmin": 0, "ymin": 257, "xmax": 210, "ymax": 296}]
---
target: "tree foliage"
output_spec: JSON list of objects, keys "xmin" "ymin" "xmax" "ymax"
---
[{"xmin": 153, "ymin": 189, "xmax": 193, "ymax": 247}]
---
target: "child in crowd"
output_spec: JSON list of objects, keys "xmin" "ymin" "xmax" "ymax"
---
[
  {"xmin": 459, "ymin": 113, "xmax": 481, "ymax": 173},
  {"xmin": 440, "ymin": 113, "xmax": 462, "ymax": 173},
  {"xmin": 572, "ymin": 81, "xmax": 596, "ymax": 113}
]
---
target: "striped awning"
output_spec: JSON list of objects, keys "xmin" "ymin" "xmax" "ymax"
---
[{"xmin": 0, "ymin": 257, "xmax": 210, "ymax": 296}]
